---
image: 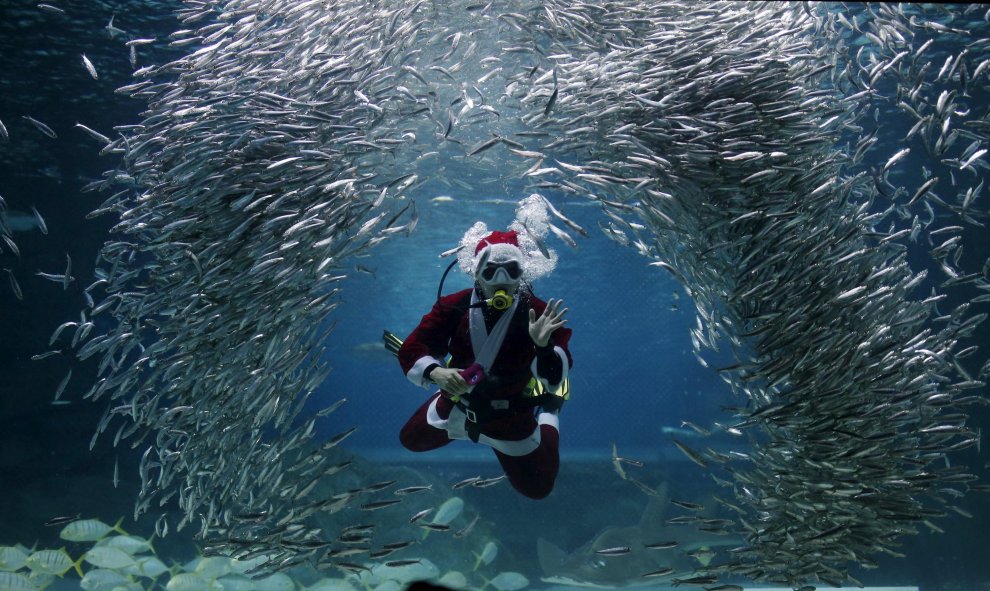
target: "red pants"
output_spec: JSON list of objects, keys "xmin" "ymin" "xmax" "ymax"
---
[{"xmin": 399, "ymin": 393, "xmax": 560, "ymax": 499}]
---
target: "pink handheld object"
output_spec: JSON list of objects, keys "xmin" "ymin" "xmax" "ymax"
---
[{"xmin": 459, "ymin": 363, "xmax": 485, "ymax": 387}]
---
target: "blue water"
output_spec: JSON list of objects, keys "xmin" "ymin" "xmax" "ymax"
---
[{"xmin": 1, "ymin": 2, "xmax": 989, "ymax": 591}]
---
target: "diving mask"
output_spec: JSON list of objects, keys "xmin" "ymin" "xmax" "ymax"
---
[
  {"xmin": 476, "ymin": 262, "xmax": 521, "ymax": 310},
  {"xmin": 480, "ymin": 261, "xmax": 522, "ymax": 282}
]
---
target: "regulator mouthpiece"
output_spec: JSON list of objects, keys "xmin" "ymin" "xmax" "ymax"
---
[{"xmin": 488, "ymin": 289, "xmax": 513, "ymax": 311}]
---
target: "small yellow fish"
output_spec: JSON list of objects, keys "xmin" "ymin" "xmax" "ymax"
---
[
  {"xmin": 60, "ymin": 517, "xmax": 126, "ymax": 542},
  {"xmin": 0, "ymin": 546, "xmax": 29, "ymax": 571},
  {"xmin": 0, "ymin": 571, "xmax": 36, "ymax": 591},
  {"xmin": 82, "ymin": 547, "xmax": 135, "ymax": 570},
  {"xmin": 24, "ymin": 548, "xmax": 83, "ymax": 577}
]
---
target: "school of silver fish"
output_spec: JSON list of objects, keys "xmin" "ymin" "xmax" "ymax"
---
[{"xmin": 3, "ymin": 1, "xmax": 990, "ymax": 589}]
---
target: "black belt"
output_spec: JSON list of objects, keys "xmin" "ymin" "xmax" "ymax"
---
[
  {"xmin": 453, "ymin": 393, "xmax": 547, "ymax": 443},
  {"xmin": 455, "ymin": 396, "xmax": 539, "ymax": 422}
]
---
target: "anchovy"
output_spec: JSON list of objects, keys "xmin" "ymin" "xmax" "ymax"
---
[
  {"xmin": 75, "ymin": 123, "xmax": 112, "ymax": 145},
  {"xmin": 37, "ymin": 3, "xmax": 66, "ymax": 14},
  {"xmin": 595, "ymin": 546, "xmax": 631, "ymax": 556},
  {"xmin": 44, "ymin": 514, "xmax": 81, "ymax": 527},
  {"xmin": 408, "ymin": 508, "xmax": 433, "ymax": 524},
  {"xmin": 451, "ymin": 476, "xmax": 482, "ymax": 489},
  {"xmin": 4, "ymin": 269, "xmax": 22, "ymax": 300},
  {"xmin": 641, "ymin": 567, "xmax": 675, "ymax": 578},
  {"xmin": 394, "ymin": 485, "xmax": 432, "ymax": 495},
  {"xmin": 670, "ymin": 438, "xmax": 707, "ymax": 468},
  {"xmin": 22, "ymin": 115, "xmax": 56, "ymax": 138},
  {"xmin": 384, "ymin": 559, "xmax": 421, "ymax": 568},
  {"xmin": 81, "ymin": 54, "xmax": 99, "ymax": 80},
  {"xmin": 30, "ymin": 206, "xmax": 48, "ymax": 235},
  {"xmin": 417, "ymin": 523, "xmax": 450, "ymax": 532},
  {"xmin": 358, "ymin": 499, "xmax": 402, "ymax": 511},
  {"xmin": 467, "ymin": 136, "xmax": 501, "ymax": 156}
]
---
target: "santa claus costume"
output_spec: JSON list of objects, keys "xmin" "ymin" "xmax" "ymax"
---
[{"xmin": 397, "ymin": 197, "xmax": 572, "ymax": 499}]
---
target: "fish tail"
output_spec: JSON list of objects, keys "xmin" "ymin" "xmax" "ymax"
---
[
  {"xmin": 471, "ymin": 552, "xmax": 481, "ymax": 571},
  {"xmin": 112, "ymin": 516, "xmax": 128, "ymax": 536},
  {"xmin": 72, "ymin": 554, "xmax": 85, "ymax": 578}
]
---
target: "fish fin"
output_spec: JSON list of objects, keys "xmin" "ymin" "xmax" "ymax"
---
[
  {"xmin": 113, "ymin": 516, "xmax": 128, "ymax": 536},
  {"xmin": 536, "ymin": 537, "xmax": 567, "ymax": 576},
  {"xmin": 639, "ymin": 481, "xmax": 669, "ymax": 529}
]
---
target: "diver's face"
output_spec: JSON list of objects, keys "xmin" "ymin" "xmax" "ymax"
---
[{"xmin": 476, "ymin": 259, "xmax": 522, "ymax": 298}]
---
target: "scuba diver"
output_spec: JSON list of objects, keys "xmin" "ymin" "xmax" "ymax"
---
[{"xmin": 387, "ymin": 198, "xmax": 572, "ymax": 499}]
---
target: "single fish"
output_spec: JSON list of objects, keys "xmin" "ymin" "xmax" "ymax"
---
[
  {"xmin": 594, "ymin": 546, "xmax": 631, "ymax": 556},
  {"xmin": 81, "ymin": 54, "xmax": 99, "ymax": 80}
]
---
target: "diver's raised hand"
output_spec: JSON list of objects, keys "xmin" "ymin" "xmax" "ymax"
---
[
  {"xmin": 528, "ymin": 298, "xmax": 568, "ymax": 348},
  {"xmin": 430, "ymin": 366, "xmax": 470, "ymax": 396}
]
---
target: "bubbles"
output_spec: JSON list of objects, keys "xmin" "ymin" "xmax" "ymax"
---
[
  {"xmin": 510, "ymin": 194, "xmax": 559, "ymax": 281},
  {"xmin": 456, "ymin": 221, "xmax": 491, "ymax": 274}
]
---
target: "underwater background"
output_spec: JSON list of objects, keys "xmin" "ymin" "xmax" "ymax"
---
[{"xmin": 1, "ymin": 2, "xmax": 989, "ymax": 591}]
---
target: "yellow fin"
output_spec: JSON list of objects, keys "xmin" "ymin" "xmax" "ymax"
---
[{"xmin": 112, "ymin": 516, "xmax": 128, "ymax": 536}]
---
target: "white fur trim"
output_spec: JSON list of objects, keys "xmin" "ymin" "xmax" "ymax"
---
[
  {"xmin": 480, "ymin": 428, "xmax": 541, "ymax": 456},
  {"xmin": 457, "ymin": 221, "xmax": 489, "ymax": 274},
  {"xmin": 427, "ymin": 395, "xmax": 468, "ymax": 440},
  {"xmin": 407, "ymin": 355, "xmax": 445, "ymax": 389},
  {"xmin": 425, "ymin": 395, "xmax": 549, "ymax": 456},
  {"xmin": 538, "ymin": 412, "xmax": 560, "ymax": 430}
]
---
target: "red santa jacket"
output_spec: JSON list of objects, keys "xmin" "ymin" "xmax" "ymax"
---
[{"xmin": 399, "ymin": 288, "xmax": 573, "ymax": 400}]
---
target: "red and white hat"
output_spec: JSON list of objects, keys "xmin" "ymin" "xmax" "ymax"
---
[
  {"xmin": 455, "ymin": 194, "xmax": 559, "ymax": 281},
  {"xmin": 473, "ymin": 230, "xmax": 524, "ymax": 269}
]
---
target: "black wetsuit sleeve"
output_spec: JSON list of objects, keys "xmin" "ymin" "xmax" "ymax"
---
[{"xmin": 535, "ymin": 343, "xmax": 563, "ymax": 386}]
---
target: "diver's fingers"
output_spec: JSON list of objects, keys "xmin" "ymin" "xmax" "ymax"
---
[
  {"xmin": 449, "ymin": 374, "xmax": 468, "ymax": 394},
  {"xmin": 547, "ymin": 306, "xmax": 567, "ymax": 323},
  {"xmin": 435, "ymin": 368, "xmax": 468, "ymax": 395},
  {"xmin": 544, "ymin": 299, "xmax": 562, "ymax": 317}
]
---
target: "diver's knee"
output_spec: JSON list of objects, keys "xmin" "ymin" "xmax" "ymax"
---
[
  {"xmin": 399, "ymin": 426, "xmax": 426, "ymax": 451},
  {"xmin": 521, "ymin": 485, "xmax": 554, "ymax": 500}
]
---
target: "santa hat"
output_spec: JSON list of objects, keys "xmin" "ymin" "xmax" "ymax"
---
[
  {"xmin": 473, "ymin": 230, "xmax": 524, "ymax": 269},
  {"xmin": 455, "ymin": 195, "xmax": 559, "ymax": 281}
]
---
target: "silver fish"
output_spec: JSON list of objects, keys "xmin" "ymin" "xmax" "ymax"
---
[
  {"xmin": 22, "ymin": 115, "xmax": 56, "ymax": 138},
  {"xmin": 81, "ymin": 54, "xmax": 99, "ymax": 80}
]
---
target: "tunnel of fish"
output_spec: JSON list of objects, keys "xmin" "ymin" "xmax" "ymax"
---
[{"xmin": 1, "ymin": 1, "xmax": 989, "ymax": 591}]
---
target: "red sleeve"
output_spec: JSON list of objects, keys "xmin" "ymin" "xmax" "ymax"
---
[{"xmin": 398, "ymin": 290, "xmax": 470, "ymax": 375}]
